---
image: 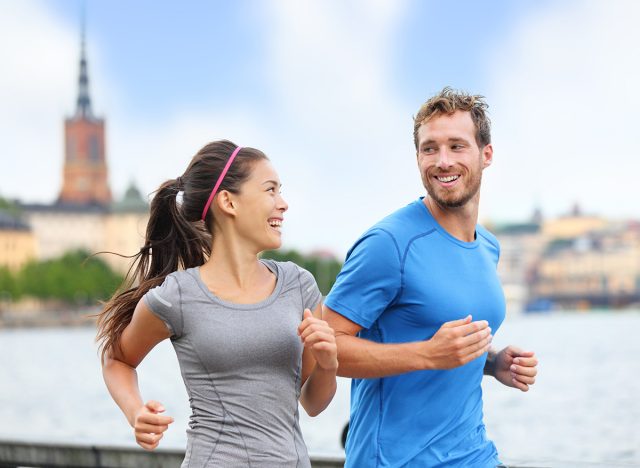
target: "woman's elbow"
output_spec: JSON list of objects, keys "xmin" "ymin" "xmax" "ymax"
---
[{"xmin": 302, "ymin": 404, "xmax": 322, "ymax": 418}]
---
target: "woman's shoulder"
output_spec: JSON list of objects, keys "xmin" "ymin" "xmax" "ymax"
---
[
  {"xmin": 262, "ymin": 260, "xmax": 317, "ymax": 290},
  {"xmin": 262, "ymin": 259, "xmax": 311, "ymax": 276},
  {"xmin": 151, "ymin": 267, "xmax": 199, "ymax": 293}
]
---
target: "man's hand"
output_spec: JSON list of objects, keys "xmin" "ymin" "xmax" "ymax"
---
[
  {"xmin": 422, "ymin": 315, "xmax": 493, "ymax": 370},
  {"xmin": 491, "ymin": 346, "xmax": 538, "ymax": 392}
]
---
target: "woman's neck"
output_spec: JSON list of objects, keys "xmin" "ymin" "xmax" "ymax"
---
[{"xmin": 202, "ymin": 235, "xmax": 263, "ymax": 290}]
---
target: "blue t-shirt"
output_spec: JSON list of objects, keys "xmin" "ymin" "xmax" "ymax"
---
[{"xmin": 325, "ymin": 198, "xmax": 506, "ymax": 468}]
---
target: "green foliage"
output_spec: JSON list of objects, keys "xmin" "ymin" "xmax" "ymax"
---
[
  {"xmin": 0, "ymin": 266, "xmax": 20, "ymax": 301},
  {"xmin": 0, "ymin": 197, "xmax": 21, "ymax": 217},
  {"xmin": 261, "ymin": 249, "xmax": 343, "ymax": 295},
  {"xmin": 14, "ymin": 249, "xmax": 123, "ymax": 304}
]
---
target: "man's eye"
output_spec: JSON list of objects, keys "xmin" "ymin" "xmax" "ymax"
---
[
  {"xmin": 452, "ymin": 144, "xmax": 464, "ymax": 150},
  {"xmin": 422, "ymin": 147, "xmax": 435, "ymax": 154}
]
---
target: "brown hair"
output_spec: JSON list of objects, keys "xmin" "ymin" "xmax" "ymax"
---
[
  {"xmin": 95, "ymin": 140, "xmax": 268, "ymax": 362},
  {"xmin": 413, "ymin": 86, "xmax": 491, "ymax": 150}
]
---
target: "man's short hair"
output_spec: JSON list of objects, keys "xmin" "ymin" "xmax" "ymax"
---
[{"xmin": 413, "ymin": 87, "xmax": 491, "ymax": 150}]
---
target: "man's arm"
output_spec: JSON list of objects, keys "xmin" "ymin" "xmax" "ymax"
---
[
  {"xmin": 323, "ymin": 305, "xmax": 493, "ymax": 378},
  {"xmin": 484, "ymin": 345, "xmax": 538, "ymax": 392}
]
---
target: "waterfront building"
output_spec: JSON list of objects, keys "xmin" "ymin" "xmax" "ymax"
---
[
  {"xmin": 10, "ymin": 31, "xmax": 148, "ymax": 275},
  {"xmin": 494, "ymin": 204, "xmax": 640, "ymax": 311},
  {"xmin": 0, "ymin": 211, "xmax": 36, "ymax": 272},
  {"xmin": 493, "ymin": 216, "xmax": 544, "ymax": 313},
  {"xmin": 541, "ymin": 203, "xmax": 607, "ymax": 240},
  {"xmin": 532, "ymin": 220, "xmax": 640, "ymax": 309}
]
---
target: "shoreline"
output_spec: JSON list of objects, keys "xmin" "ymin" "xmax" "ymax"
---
[
  {"xmin": 2, "ymin": 306, "xmax": 639, "ymax": 330},
  {"xmin": 0, "ymin": 308, "xmax": 98, "ymax": 329}
]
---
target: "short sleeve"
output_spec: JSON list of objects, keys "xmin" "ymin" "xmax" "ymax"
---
[
  {"xmin": 325, "ymin": 229, "xmax": 402, "ymax": 329},
  {"xmin": 295, "ymin": 265, "xmax": 323, "ymax": 312},
  {"xmin": 143, "ymin": 274, "xmax": 183, "ymax": 338}
]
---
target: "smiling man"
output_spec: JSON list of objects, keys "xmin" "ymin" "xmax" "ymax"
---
[{"xmin": 324, "ymin": 87, "xmax": 538, "ymax": 467}]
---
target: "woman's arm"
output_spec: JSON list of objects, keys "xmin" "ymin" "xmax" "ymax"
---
[
  {"xmin": 102, "ymin": 299, "xmax": 174, "ymax": 450},
  {"xmin": 298, "ymin": 303, "xmax": 338, "ymax": 417}
]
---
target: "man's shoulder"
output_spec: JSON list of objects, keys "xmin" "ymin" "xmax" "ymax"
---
[
  {"xmin": 344, "ymin": 199, "xmax": 437, "ymax": 263},
  {"xmin": 368, "ymin": 198, "xmax": 435, "ymax": 239},
  {"xmin": 476, "ymin": 224, "xmax": 500, "ymax": 250}
]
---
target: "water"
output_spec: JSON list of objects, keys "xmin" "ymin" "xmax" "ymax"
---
[{"xmin": 0, "ymin": 312, "xmax": 638, "ymax": 467}]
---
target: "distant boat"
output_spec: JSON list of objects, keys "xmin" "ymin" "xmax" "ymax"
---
[{"xmin": 524, "ymin": 298, "xmax": 555, "ymax": 313}]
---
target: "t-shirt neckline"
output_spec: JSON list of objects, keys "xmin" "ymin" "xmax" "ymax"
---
[
  {"xmin": 190, "ymin": 259, "xmax": 284, "ymax": 310},
  {"xmin": 416, "ymin": 197, "xmax": 480, "ymax": 249}
]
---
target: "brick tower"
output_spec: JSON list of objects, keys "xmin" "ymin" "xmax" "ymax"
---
[{"xmin": 58, "ymin": 34, "xmax": 112, "ymax": 206}]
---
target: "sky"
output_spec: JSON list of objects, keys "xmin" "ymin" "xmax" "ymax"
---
[{"xmin": 1, "ymin": 0, "xmax": 639, "ymax": 256}]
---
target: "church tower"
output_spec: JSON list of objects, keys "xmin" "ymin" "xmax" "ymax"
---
[{"xmin": 58, "ymin": 31, "xmax": 112, "ymax": 206}]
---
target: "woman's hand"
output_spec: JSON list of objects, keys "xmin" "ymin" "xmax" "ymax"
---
[
  {"xmin": 132, "ymin": 400, "xmax": 174, "ymax": 451},
  {"xmin": 298, "ymin": 309, "xmax": 338, "ymax": 372}
]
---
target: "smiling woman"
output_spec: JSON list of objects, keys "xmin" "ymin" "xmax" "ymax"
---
[{"xmin": 94, "ymin": 140, "xmax": 338, "ymax": 467}]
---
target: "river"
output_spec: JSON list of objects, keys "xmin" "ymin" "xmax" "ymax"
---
[{"xmin": 0, "ymin": 311, "xmax": 638, "ymax": 467}]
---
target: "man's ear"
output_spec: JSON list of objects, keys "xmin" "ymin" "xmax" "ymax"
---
[
  {"xmin": 482, "ymin": 143, "xmax": 493, "ymax": 169},
  {"xmin": 215, "ymin": 190, "xmax": 236, "ymax": 216}
]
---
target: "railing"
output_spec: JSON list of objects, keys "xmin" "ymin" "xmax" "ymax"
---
[{"xmin": 0, "ymin": 440, "xmax": 345, "ymax": 467}]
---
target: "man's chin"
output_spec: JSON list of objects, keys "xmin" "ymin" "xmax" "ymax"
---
[{"xmin": 427, "ymin": 191, "xmax": 474, "ymax": 209}]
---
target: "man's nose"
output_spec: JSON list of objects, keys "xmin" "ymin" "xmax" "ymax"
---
[{"xmin": 436, "ymin": 149, "xmax": 453, "ymax": 169}]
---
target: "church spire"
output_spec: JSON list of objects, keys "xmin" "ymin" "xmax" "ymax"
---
[
  {"xmin": 59, "ymin": 3, "xmax": 112, "ymax": 207},
  {"xmin": 75, "ymin": 11, "xmax": 93, "ymax": 119}
]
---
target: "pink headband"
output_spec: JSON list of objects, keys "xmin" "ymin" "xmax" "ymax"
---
[{"xmin": 200, "ymin": 146, "xmax": 243, "ymax": 221}]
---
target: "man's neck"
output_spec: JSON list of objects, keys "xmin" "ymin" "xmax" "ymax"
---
[{"xmin": 423, "ymin": 196, "xmax": 479, "ymax": 243}]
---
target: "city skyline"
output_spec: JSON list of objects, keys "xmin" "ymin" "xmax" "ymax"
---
[{"xmin": 1, "ymin": 0, "xmax": 639, "ymax": 256}]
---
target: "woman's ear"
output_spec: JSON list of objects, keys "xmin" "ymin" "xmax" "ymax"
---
[{"xmin": 215, "ymin": 190, "xmax": 236, "ymax": 216}]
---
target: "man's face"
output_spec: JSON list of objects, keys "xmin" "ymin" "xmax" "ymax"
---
[{"xmin": 416, "ymin": 110, "xmax": 492, "ymax": 209}]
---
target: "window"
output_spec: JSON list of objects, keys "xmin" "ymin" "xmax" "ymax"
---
[{"xmin": 89, "ymin": 135, "xmax": 100, "ymax": 162}]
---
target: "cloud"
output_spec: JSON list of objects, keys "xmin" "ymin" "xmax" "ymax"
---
[
  {"xmin": 0, "ymin": 0, "xmax": 117, "ymax": 204},
  {"xmin": 483, "ymin": 0, "xmax": 640, "ymax": 222},
  {"xmin": 259, "ymin": 0, "xmax": 422, "ymax": 255},
  {"xmin": 1, "ymin": 0, "xmax": 423, "ymax": 257},
  {"xmin": 115, "ymin": 0, "xmax": 426, "ymax": 256},
  {"xmin": 0, "ymin": 0, "xmax": 77, "ymax": 203}
]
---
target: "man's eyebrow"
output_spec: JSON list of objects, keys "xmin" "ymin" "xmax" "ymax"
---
[
  {"xmin": 421, "ymin": 137, "xmax": 471, "ymax": 147},
  {"xmin": 448, "ymin": 137, "xmax": 470, "ymax": 143}
]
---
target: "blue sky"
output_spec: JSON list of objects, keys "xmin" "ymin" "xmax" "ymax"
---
[{"xmin": 1, "ymin": 0, "xmax": 638, "ymax": 255}]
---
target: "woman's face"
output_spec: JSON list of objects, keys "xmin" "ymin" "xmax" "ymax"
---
[{"xmin": 229, "ymin": 159, "xmax": 288, "ymax": 252}]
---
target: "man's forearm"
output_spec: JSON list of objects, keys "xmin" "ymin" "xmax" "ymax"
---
[
  {"xmin": 335, "ymin": 334, "xmax": 429, "ymax": 378},
  {"xmin": 483, "ymin": 347, "xmax": 497, "ymax": 377}
]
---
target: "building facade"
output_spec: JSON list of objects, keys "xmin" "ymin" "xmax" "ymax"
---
[
  {"xmin": 0, "ymin": 212, "xmax": 36, "ymax": 272},
  {"xmin": 4, "ymin": 33, "xmax": 149, "ymax": 276}
]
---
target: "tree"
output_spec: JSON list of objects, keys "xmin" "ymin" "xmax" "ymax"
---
[
  {"xmin": 17, "ymin": 249, "xmax": 123, "ymax": 305},
  {"xmin": 0, "ymin": 266, "xmax": 20, "ymax": 302}
]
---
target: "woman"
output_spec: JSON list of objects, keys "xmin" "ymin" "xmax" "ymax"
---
[{"xmin": 96, "ymin": 140, "xmax": 338, "ymax": 467}]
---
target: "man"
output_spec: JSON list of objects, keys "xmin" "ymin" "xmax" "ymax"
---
[{"xmin": 324, "ymin": 87, "xmax": 538, "ymax": 467}]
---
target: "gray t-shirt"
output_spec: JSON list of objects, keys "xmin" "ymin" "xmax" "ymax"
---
[{"xmin": 144, "ymin": 260, "xmax": 322, "ymax": 468}]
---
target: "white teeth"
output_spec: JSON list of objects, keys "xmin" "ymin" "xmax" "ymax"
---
[
  {"xmin": 437, "ymin": 175, "xmax": 459, "ymax": 183},
  {"xmin": 269, "ymin": 220, "xmax": 282, "ymax": 228}
]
